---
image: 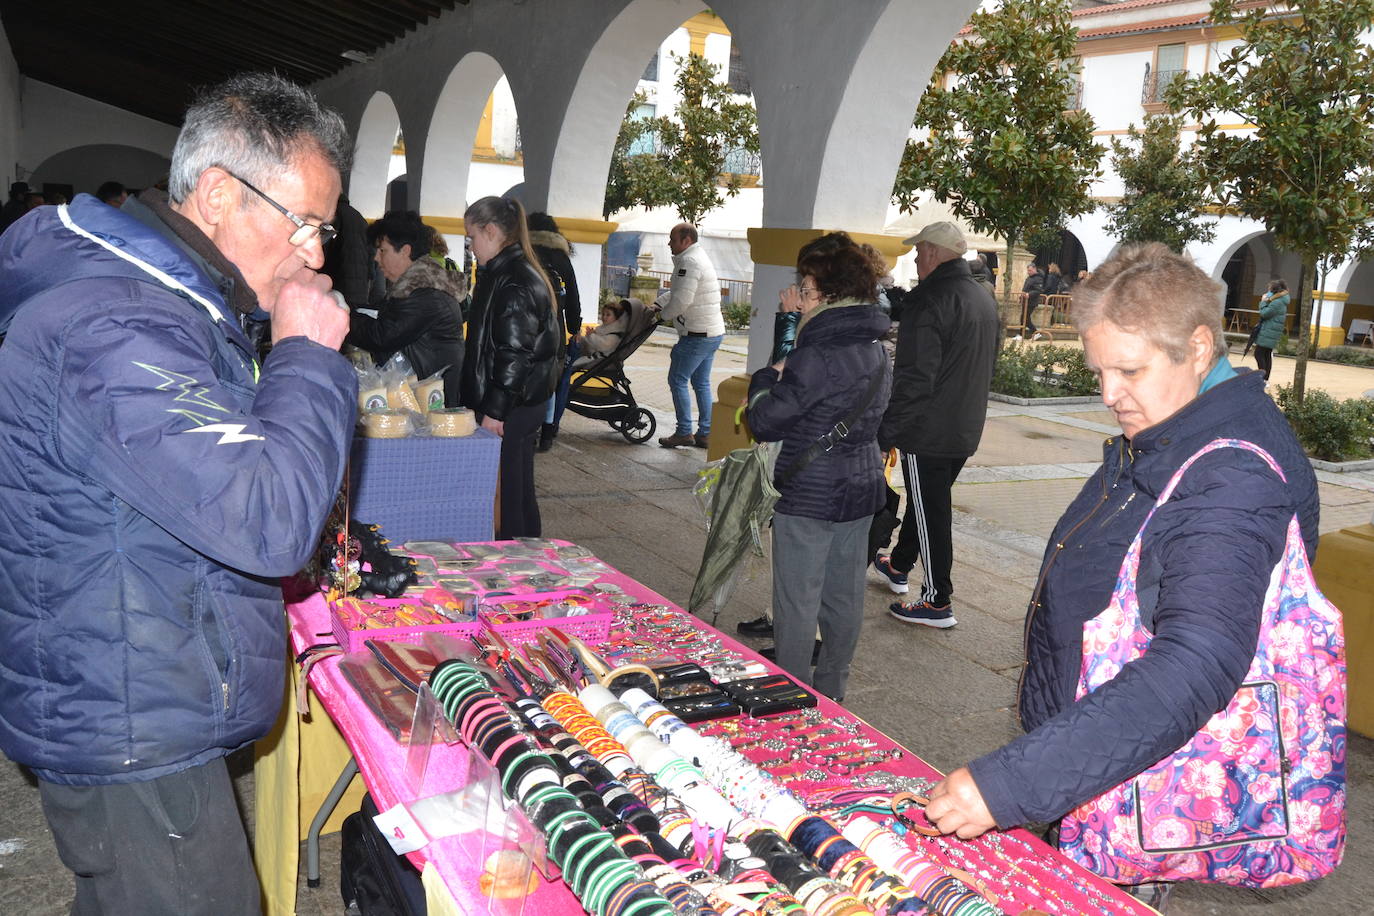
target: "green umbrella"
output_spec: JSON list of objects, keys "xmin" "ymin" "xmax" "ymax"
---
[{"xmin": 688, "ymin": 441, "xmax": 780, "ymax": 623}]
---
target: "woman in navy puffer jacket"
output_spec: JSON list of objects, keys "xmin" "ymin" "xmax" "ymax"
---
[
  {"xmin": 921, "ymin": 243, "xmax": 1324, "ymax": 908},
  {"xmin": 747, "ymin": 240, "xmax": 891, "ymax": 701}
]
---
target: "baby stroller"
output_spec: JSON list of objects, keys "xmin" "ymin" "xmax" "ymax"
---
[{"xmin": 564, "ymin": 297, "xmax": 659, "ymax": 443}]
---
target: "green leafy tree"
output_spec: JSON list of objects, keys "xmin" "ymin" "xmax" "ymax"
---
[
  {"xmin": 1104, "ymin": 114, "xmax": 1216, "ymax": 251},
  {"xmin": 893, "ymin": 0, "xmax": 1101, "ymax": 308},
  {"xmin": 1168, "ymin": 0, "xmax": 1374, "ymax": 401},
  {"xmin": 603, "ymin": 53, "xmax": 759, "ymax": 224}
]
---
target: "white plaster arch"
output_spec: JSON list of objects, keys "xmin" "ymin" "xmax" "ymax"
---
[
  {"xmin": 543, "ymin": 0, "xmax": 708, "ymax": 218},
  {"xmin": 1328, "ymin": 255, "xmax": 1364, "ymax": 296},
  {"xmin": 420, "ymin": 52, "xmax": 508, "ymax": 218},
  {"xmin": 807, "ymin": 0, "xmax": 969, "ymax": 230},
  {"xmin": 351, "ymin": 91, "xmax": 401, "ymax": 219},
  {"xmin": 712, "ymin": 0, "xmax": 977, "ymax": 231},
  {"xmin": 29, "ymin": 143, "xmax": 170, "ymax": 195},
  {"xmin": 1198, "ymin": 226, "xmax": 1271, "ymax": 283}
]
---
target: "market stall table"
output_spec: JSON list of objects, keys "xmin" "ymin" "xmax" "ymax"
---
[{"xmin": 254, "ymin": 541, "xmax": 1157, "ymax": 916}]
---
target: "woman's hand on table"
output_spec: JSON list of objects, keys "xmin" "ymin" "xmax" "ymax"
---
[
  {"xmin": 481, "ymin": 415, "xmax": 505, "ymax": 437},
  {"xmin": 925, "ymin": 766, "xmax": 996, "ymax": 839}
]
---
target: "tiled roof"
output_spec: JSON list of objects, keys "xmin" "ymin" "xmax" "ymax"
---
[
  {"xmin": 1073, "ymin": 0, "xmax": 1195, "ymax": 18},
  {"xmin": 1078, "ymin": 12, "xmax": 1211, "ymax": 38}
]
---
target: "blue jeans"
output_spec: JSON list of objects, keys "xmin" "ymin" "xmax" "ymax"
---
[
  {"xmin": 667, "ymin": 334, "xmax": 722, "ymax": 436},
  {"xmin": 545, "ymin": 338, "xmax": 580, "ymax": 425}
]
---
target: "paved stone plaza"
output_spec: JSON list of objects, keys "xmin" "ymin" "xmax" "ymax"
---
[{"xmin": 1, "ymin": 332, "xmax": 1370, "ymax": 915}]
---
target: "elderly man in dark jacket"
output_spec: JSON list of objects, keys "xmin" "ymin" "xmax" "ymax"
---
[
  {"xmin": 0, "ymin": 74, "xmax": 355, "ymax": 912},
  {"xmin": 873, "ymin": 221, "xmax": 999, "ymax": 628}
]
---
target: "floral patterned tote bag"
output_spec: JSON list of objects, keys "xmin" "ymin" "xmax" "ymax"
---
[{"xmin": 1058, "ymin": 438, "xmax": 1346, "ymax": 887}]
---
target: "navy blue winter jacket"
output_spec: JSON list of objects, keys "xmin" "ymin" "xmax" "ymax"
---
[
  {"xmin": 747, "ymin": 302, "xmax": 891, "ymax": 523},
  {"xmin": 0, "ymin": 195, "xmax": 357, "ymax": 785},
  {"xmin": 968, "ymin": 368, "xmax": 1318, "ymax": 827}
]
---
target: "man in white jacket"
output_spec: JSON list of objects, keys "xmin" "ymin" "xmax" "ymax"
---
[{"xmin": 657, "ymin": 223, "xmax": 725, "ymax": 448}]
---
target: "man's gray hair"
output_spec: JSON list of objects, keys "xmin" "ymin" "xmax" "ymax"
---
[{"xmin": 168, "ymin": 73, "xmax": 351, "ymax": 204}]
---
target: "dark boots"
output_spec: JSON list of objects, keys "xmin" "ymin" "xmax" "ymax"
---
[{"xmin": 537, "ymin": 423, "xmax": 557, "ymax": 453}]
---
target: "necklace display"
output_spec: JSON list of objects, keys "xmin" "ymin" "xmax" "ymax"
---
[{"xmin": 348, "ymin": 539, "xmax": 1150, "ymax": 916}]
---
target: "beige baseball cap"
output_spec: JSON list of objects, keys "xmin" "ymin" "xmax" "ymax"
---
[{"xmin": 902, "ymin": 221, "xmax": 968, "ymax": 255}]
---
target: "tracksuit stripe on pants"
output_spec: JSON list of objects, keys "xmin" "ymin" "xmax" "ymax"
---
[{"xmin": 900, "ymin": 452, "xmax": 937, "ymax": 604}]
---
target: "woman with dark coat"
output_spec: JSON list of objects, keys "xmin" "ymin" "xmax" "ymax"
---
[
  {"xmin": 1253, "ymin": 278, "xmax": 1290, "ymax": 381},
  {"xmin": 347, "ymin": 210, "xmax": 465, "ymax": 406},
  {"xmin": 746, "ymin": 240, "xmax": 891, "ymax": 701},
  {"xmin": 922, "ymin": 243, "xmax": 1327, "ymax": 911},
  {"xmin": 461, "ymin": 196, "xmax": 562, "ymax": 537},
  {"xmin": 527, "ymin": 212, "xmax": 582, "ymax": 451}
]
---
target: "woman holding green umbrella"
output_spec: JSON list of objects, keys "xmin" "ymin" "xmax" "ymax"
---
[{"xmin": 745, "ymin": 239, "xmax": 891, "ymax": 702}]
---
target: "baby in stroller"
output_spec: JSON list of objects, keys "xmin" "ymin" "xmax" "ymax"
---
[
  {"xmin": 572, "ymin": 299, "xmax": 631, "ymax": 367},
  {"xmin": 541, "ymin": 297, "xmax": 660, "ymax": 446}
]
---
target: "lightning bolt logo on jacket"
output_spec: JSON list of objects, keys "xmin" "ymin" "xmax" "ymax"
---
[{"xmin": 134, "ymin": 361, "xmax": 264, "ymax": 442}]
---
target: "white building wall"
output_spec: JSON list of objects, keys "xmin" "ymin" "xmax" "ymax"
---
[{"xmin": 20, "ymin": 80, "xmax": 178, "ymax": 180}]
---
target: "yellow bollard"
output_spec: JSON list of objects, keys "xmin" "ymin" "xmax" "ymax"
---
[
  {"xmin": 1313, "ymin": 523, "xmax": 1374, "ymax": 738},
  {"xmin": 706, "ymin": 373, "xmax": 753, "ymax": 461}
]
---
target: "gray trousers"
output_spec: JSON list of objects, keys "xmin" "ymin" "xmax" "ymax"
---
[
  {"xmin": 38, "ymin": 756, "xmax": 261, "ymax": 915},
  {"xmin": 771, "ymin": 511, "xmax": 869, "ymax": 701}
]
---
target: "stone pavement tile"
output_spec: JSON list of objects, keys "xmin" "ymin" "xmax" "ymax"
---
[
  {"xmin": 953, "ymin": 478, "xmax": 1086, "ymax": 541},
  {"xmin": 955, "ymin": 567, "xmax": 1037, "ymax": 626},
  {"xmin": 969, "ymin": 414, "xmax": 1107, "ymax": 468},
  {"xmin": 948, "ymin": 529, "xmax": 1053, "ymax": 582},
  {"xmin": 923, "ymin": 599, "xmax": 1026, "ymax": 672},
  {"xmin": 1060, "ymin": 408, "xmax": 1116, "ymax": 426},
  {"xmin": 1316, "ymin": 469, "xmax": 1374, "ymax": 495},
  {"xmin": 951, "ymin": 509, "xmax": 1053, "ymax": 559},
  {"xmin": 956, "ymin": 465, "xmax": 1026, "ymax": 484}
]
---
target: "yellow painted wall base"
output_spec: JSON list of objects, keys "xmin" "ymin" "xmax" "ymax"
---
[
  {"xmin": 1313, "ymin": 524, "xmax": 1374, "ymax": 738},
  {"xmin": 707, "ymin": 373, "xmax": 754, "ymax": 461},
  {"xmin": 1310, "ymin": 325, "xmax": 1344, "ymax": 348}
]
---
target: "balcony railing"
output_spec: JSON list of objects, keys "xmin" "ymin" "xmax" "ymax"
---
[
  {"xmin": 1142, "ymin": 67, "xmax": 1187, "ymax": 105},
  {"xmin": 722, "ymin": 147, "xmax": 761, "ymax": 177}
]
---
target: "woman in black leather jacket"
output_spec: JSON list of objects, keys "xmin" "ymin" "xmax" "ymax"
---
[{"xmin": 461, "ymin": 196, "xmax": 562, "ymax": 537}]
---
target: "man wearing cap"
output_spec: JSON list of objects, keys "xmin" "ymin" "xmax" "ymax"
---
[{"xmin": 872, "ymin": 221, "xmax": 999, "ymax": 627}]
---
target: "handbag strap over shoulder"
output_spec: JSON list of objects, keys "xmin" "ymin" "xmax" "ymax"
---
[
  {"xmin": 775, "ymin": 344, "xmax": 888, "ymax": 491},
  {"xmin": 1139, "ymin": 438, "xmax": 1286, "ymax": 535}
]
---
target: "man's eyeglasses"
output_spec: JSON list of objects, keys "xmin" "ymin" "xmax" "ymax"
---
[
  {"xmin": 799, "ymin": 285, "xmax": 822, "ymax": 298},
  {"xmin": 228, "ymin": 172, "xmax": 336, "ymax": 247}
]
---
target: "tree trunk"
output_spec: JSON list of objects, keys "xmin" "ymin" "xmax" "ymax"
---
[
  {"xmin": 1004, "ymin": 235, "xmax": 1018, "ymax": 330},
  {"xmin": 1292, "ymin": 255, "xmax": 1316, "ymax": 403}
]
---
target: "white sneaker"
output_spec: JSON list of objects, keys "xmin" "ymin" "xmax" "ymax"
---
[
  {"xmin": 1032, "ymin": 332, "xmax": 1046, "ymax": 341},
  {"xmin": 1010, "ymin": 334, "xmax": 1023, "ymax": 342}
]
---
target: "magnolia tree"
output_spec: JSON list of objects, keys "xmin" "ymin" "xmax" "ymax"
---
[
  {"xmin": 1169, "ymin": 0, "xmax": 1374, "ymax": 401},
  {"xmin": 1104, "ymin": 114, "xmax": 1216, "ymax": 252},
  {"xmin": 603, "ymin": 53, "xmax": 759, "ymax": 224},
  {"xmin": 894, "ymin": 0, "xmax": 1101, "ymax": 308}
]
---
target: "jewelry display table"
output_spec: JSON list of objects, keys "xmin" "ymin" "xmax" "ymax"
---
[{"xmin": 253, "ymin": 540, "xmax": 1155, "ymax": 916}]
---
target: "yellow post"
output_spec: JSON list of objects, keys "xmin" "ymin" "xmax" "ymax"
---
[{"xmin": 1313, "ymin": 523, "xmax": 1374, "ymax": 738}]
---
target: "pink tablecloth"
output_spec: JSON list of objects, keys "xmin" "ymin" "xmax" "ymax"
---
[{"xmin": 290, "ymin": 552, "xmax": 1153, "ymax": 916}]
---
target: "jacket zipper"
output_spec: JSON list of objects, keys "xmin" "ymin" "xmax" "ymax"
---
[{"xmin": 1014, "ymin": 437, "xmax": 1132, "ymax": 729}]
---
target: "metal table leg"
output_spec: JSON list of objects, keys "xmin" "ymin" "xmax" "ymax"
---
[{"xmin": 306, "ymin": 756, "xmax": 359, "ymax": 888}]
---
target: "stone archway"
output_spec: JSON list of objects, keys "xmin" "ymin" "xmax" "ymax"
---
[
  {"xmin": 420, "ymin": 52, "xmax": 509, "ymax": 220},
  {"xmin": 542, "ymin": 0, "xmax": 707, "ymax": 219},
  {"xmin": 351, "ymin": 91, "xmax": 401, "ymax": 219},
  {"xmin": 29, "ymin": 143, "xmax": 170, "ymax": 196}
]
